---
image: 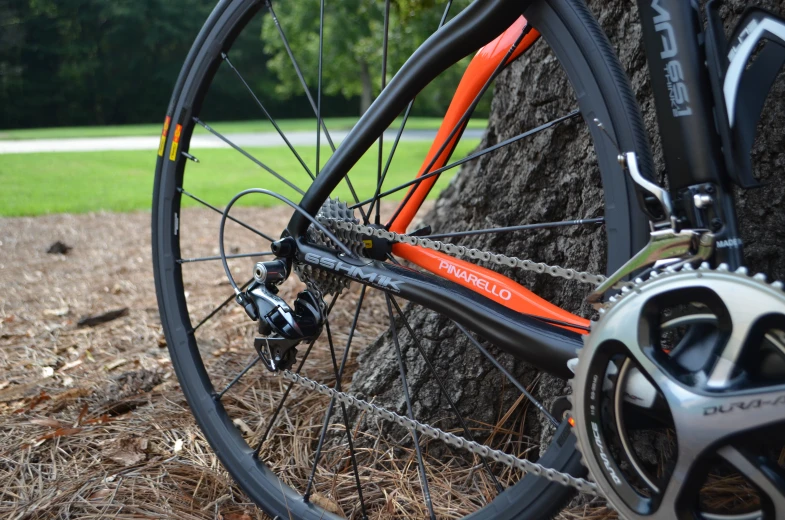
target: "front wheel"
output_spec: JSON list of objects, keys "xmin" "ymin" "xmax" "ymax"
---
[{"xmin": 152, "ymin": 0, "xmax": 651, "ymax": 518}]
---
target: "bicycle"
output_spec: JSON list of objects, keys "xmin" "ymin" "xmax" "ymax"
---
[{"xmin": 152, "ymin": 0, "xmax": 785, "ymax": 518}]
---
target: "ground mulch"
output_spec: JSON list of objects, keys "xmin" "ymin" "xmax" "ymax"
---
[{"xmin": 0, "ymin": 208, "xmax": 612, "ymax": 519}]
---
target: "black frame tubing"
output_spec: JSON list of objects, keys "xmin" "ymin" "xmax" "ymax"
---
[
  {"xmin": 634, "ymin": 0, "xmax": 743, "ymax": 267},
  {"xmin": 286, "ymin": 0, "xmax": 533, "ymax": 237},
  {"xmin": 297, "ymin": 241, "xmax": 581, "ymax": 379}
]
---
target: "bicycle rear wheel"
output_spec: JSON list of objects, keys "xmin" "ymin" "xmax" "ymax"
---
[{"xmin": 152, "ymin": 0, "xmax": 651, "ymax": 518}]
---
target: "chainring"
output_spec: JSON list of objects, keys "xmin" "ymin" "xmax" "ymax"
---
[{"xmin": 571, "ymin": 263, "xmax": 785, "ymax": 520}]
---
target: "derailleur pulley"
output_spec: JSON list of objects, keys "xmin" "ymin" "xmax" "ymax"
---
[{"xmin": 235, "ymin": 259, "xmax": 324, "ymax": 371}]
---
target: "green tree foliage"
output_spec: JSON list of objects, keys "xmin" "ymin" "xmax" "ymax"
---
[
  {"xmin": 0, "ymin": 0, "xmax": 220, "ymax": 128},
  {"xmin": 0, "ymin": 0, "xmax": 488, "ymax": 129},
  {"xmin": 261, "ymin": 0, "xmax": 476, "ymax": 116}
]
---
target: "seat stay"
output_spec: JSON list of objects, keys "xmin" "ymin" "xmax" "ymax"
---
[{"xmin": 286, "ymin": 0, "xmax": 533, "ymax": 238}]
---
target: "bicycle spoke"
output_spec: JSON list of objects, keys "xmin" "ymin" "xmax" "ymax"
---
[
  {"xmin": 302, "ymin": 287, "xmax": 369, "ymax": 511},
  {"xmin": 385, "ymin": 294, "xmax": 436, "ymax": 520},
  {"xmin": 423, "ymin": 217, "xmax": 604, "ymax": 240},
  {"xmin": 316, "ymin": 0, "xmax": 324, "ymax": 176},
  {"xmin": 190, "ymin": 277, "xmax": 254, "ymax": 333},
  {"xmin": 302, "ymin": 348, "xmax": 340, "ymax": 501},
  {"xmin": 367, "ymin": 0, "xmax": 456, "ymax": 223},
  {"xmin": 438, "ymin": 0, "xmax": 455, "ymax": 25},
  {"xmin": 389, "ymin": 295, "xmax": 504, "ymax": 494},
  {"xmin": 265, "ymin": 0, "xmax": 367, "ymax": 221},
  {"xmin": 374, "ymin": 0, "xmax": 391, "ymax": 226},
  {"xmin": 221, "ymin": 53, "xmax": 315, "ymax": 180},
  {"xmin": 303, "ymin": 320, "xmax": 369, "ymax": 519},
  {"xmin": 358, "ymin": 110, "xmax": 579, "ymax": 213},
  {"xmin": 216, "ymin": 354, "xmax": 261, "ymax": 400},
  {"xmin": 193, "ymin": 118, "xmax": 305, "ymax": 196},
  {"xmin": 177, "ymin": 187, "xmax": 276, "ymax": 242},
  {"xmin": 177, "ymin": 251, "xmax": 274, "ymax": 264},
  {"xmin": 453, "ymin": 321, "xmax": 558, "ymax": 427},
  {"xmin": 254, "ymin": 294, "xmax": 341, "ymax": 455},
  {"xmin": 370, "ymin": 101, "xmax": 415, "ymax": 219},
  {"xmin": 254, "ymin": 337, "xmax": 317, "ymax": 454},
  {"xmin": 384, "ymin": 24, "xmax": 534, "ymax": 229},
  {"xmin": 265, "ymin": 0, "xmax": 337, "ymax": 152}
]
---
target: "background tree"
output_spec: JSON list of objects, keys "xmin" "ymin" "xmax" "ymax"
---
[
  {"xmin": 260, "ymin": 0, "xmax": 477, "ymax": 115},
  {"xmin": 349, "ymin": 0, "xmax": 785, "ymax": 457},
  {"xmin": 0, "ymin": 0, "xmax": 482, "ymax": 130},
  {"xmin": 0, "ymin": 0, "xmax": 221, "ymax": 128}
]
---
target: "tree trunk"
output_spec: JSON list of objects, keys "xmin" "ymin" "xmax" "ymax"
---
[
  {"xmin": 348, "ymin": 0, "xmax": 785, "ymax": 453},
  {"xmin": 359, "ymin": 61, "xmax": 373, "ymax": 115}
]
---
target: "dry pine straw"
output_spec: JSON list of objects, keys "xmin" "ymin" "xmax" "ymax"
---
[{"xmin": 0, "ymin": 207, "xmax": 616, "ymax": 519}]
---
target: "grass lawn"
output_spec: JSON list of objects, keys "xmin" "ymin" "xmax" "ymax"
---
[
  {"xmin": 0, "ymin": 117, "xmax": 488, "ymax": 140},
  {"xmin": 0, "ymin": 139, "xmax": 480, "ymax": 217}
]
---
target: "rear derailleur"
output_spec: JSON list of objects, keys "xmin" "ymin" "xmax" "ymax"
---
[{"xmin": 234, "ymin": 259, "xmax": 324, "ymax": 371}]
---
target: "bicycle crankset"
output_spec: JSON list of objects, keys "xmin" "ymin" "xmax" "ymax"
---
[{"xmin": 571, "ymin": 264, "xmax": 785, "ymax": 519}]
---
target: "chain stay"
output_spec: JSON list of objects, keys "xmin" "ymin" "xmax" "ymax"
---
[
  {"xmin": 320, "ymin": 217, "xmax": 608, "ymax": 286},
  {"xmin": 279, "ymin": 368, "xmax": 599, "ymax": 495},
  {"xmin": 297, "ymin": 216, "xmax": 604, "ymax": 495}
]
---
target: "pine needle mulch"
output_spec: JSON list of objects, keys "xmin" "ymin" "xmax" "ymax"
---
[{"xmin": 0, "ymin": 208, "xmax": 615, "ymax": 519}]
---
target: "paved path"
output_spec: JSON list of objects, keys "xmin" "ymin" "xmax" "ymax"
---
[{"xmin": 0, "ymin": 128, "xmax": 484, "ymax": 154}]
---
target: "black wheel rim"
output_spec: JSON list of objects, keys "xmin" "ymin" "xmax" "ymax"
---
[{"xmin": 151, "ymin": 0, "xmax": 652, "ymax": 517}]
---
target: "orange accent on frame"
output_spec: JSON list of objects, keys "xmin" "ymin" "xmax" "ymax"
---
[
  {"xmin": 384, "ymin": 19, "xmax": 585, "ymax": 332},
  {"xmin": 393, "ymin": 243, "xmax": 589, "ymax": 334},
  {"xmin": 389, "ymin": 17, "xmax": 540, "ymax": 234}
]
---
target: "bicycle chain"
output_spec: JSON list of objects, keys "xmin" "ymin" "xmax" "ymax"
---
[
  {"xmin": 319, "ymin": 217, "xmax": 608, "ymax": 286},
  {"xmin": 278, "ymin": 368, "xmax": 600, "ymax": 495},
  {"xmin": 286, "ymin": 216, "xmax": 608, "ymax": 495}
]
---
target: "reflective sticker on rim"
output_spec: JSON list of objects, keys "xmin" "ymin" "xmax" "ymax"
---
[
  {"xmin": 158, "ymin": 116, "xmax": 172, "ymax": 157},
  {"xmin": 169, "ymin": 123, "xmax": 183, "ymax": 161}
]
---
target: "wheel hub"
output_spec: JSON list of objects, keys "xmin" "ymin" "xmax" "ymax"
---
[{"xmin": 295, "ymin": 198, "xmax": 366, "ymax": 296}]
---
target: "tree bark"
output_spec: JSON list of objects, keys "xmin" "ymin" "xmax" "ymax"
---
[
  {"xmin": 359, "ymin": 61, "xmax": 373, "ymax": 115},
  {"xmin": 348, "ymin": 0, "xmax": 785, "ymax": 452}
]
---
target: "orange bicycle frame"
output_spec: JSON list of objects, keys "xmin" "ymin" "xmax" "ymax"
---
[{"xmin": 388, "ymin": 17, "xmax": 589, "ymax": 334}]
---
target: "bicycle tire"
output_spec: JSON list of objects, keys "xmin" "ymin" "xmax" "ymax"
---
[{"xmin": 152, "ymin": 0, "xmax": 651, "ymax": 518}]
